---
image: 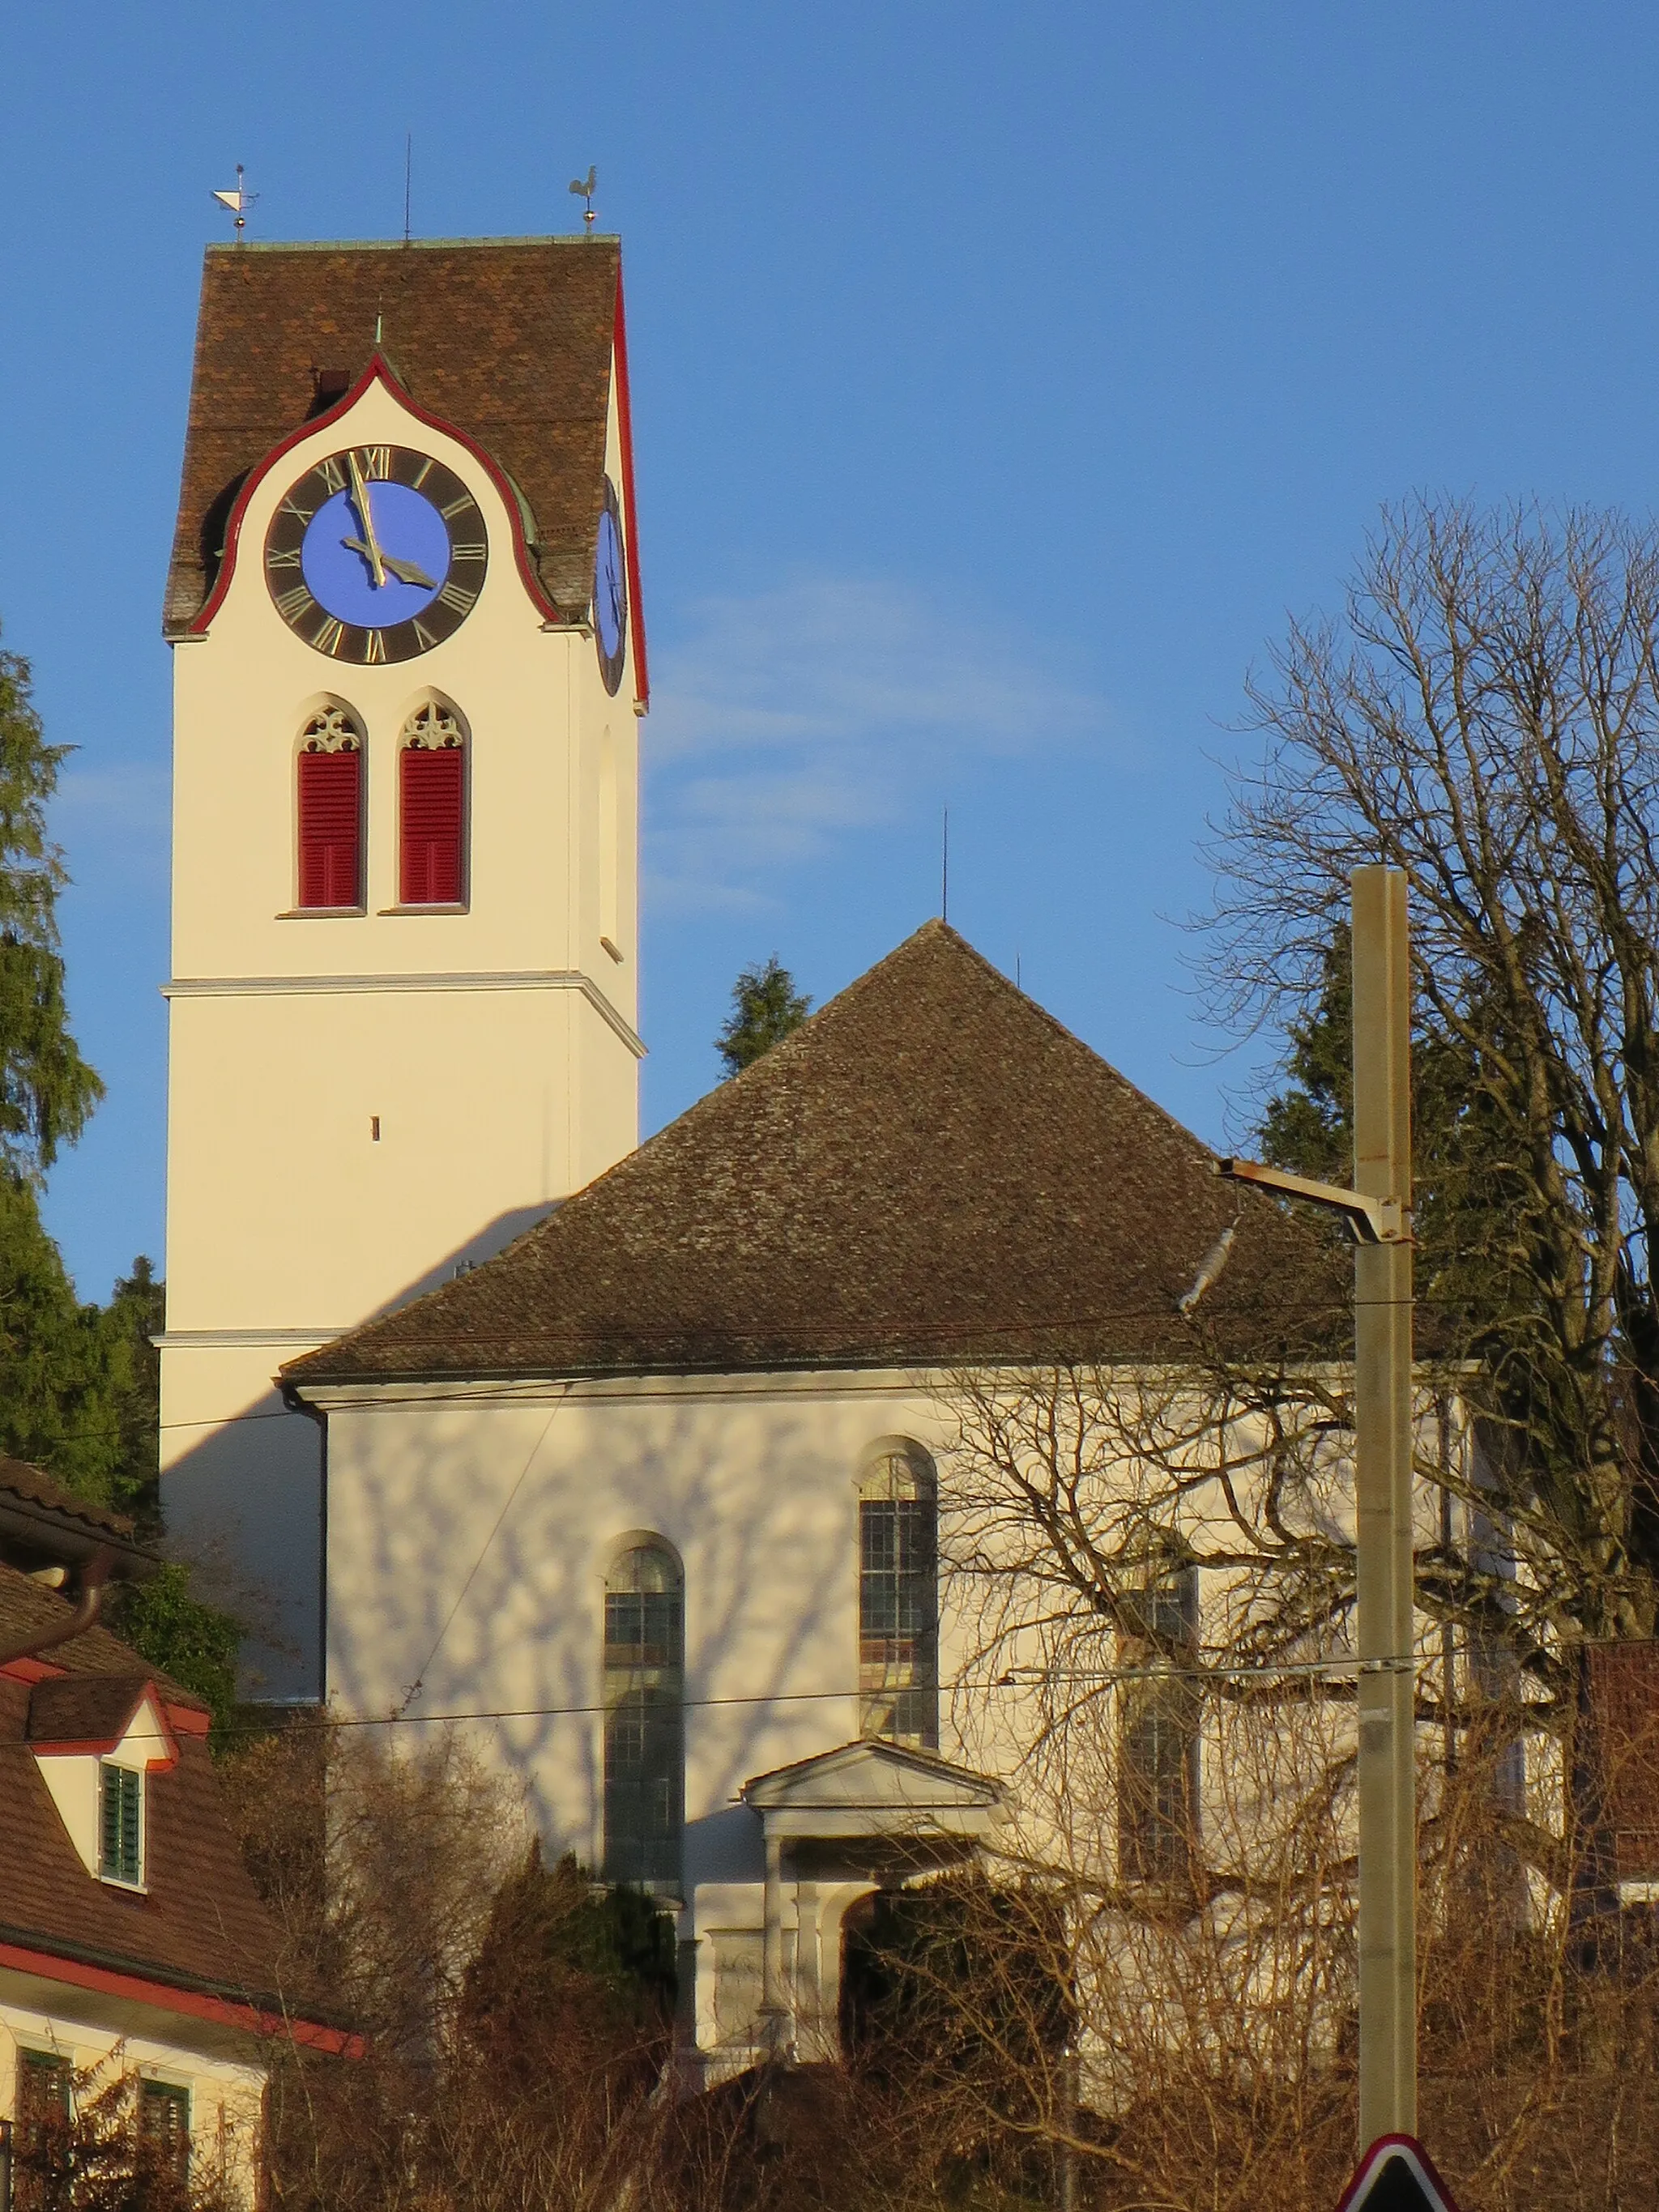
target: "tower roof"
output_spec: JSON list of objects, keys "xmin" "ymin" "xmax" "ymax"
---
[
  {"xmin": 284, "ymin": 923, "xmax": 1344, "ymax": 1387},
  {"xmin": 164, "ymin": 236, "xmax": 625, "ymax": 637}
]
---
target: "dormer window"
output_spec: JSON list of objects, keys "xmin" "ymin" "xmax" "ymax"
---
[
  {"xmin": 99, "ymin": 1759, "xmax": 143, "ymax": 1886},
  {"xmin": 29, "ymin": 1676, "xmax": 176, "ymax": 1890}
]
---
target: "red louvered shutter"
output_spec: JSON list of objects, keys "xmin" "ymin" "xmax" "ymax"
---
[
  {"xmin": 400, "ymin": 744, "xmax": 465, "ymax": 905},
  {"xmin": 296, "ymin": 748, "xmax": 361, "ymax": 909}
]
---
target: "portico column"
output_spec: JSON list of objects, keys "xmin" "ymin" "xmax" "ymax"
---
[{"xmin": 760, "ymin": 1831, "xmax": 791, "ymax": 2056}]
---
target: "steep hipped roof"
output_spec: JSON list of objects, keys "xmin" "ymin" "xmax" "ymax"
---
[
  {"xmin": 286, "ymin": 923, "xmax": 1343, "ymax": 1388},
  {"xmin": 164, "ymin": 236, "xmax": 623, "ymax": 635}
]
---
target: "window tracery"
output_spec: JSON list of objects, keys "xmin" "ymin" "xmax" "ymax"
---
[
  {"xmin": 399, "ymin": 700, "xmax": 467, "ymax": 906},
  {"xmin": 296, "ymin": 704, "xmax": 364, "ymax": 910}
]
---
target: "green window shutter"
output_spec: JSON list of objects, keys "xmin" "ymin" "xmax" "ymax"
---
[
  {"xmin": 139, "ymin": 2081, "xmax": 190, "ymax": 2180},
  {"xmin": 100, "ymin": 1763, "xmax": 142, "ymax": 1883}
]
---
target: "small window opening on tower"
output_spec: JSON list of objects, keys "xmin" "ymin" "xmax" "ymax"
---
[
  {"xmin": 370, "ymin": 1116, "xmax": 381, "ymax": 1141},
  {"xmin": 309, "ymin": 365, "xmax": 353, "ymax": 416}
]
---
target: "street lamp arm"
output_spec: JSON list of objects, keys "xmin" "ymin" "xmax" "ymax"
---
[{"xmin": 1214, "ymin": 1157, "xmax": 1406, "ymax": 1245}]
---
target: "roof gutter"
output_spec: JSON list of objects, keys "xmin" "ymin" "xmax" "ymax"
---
[{"xmin": 0, "ymin": 1548, "xmax": 117, "ymax": 1669}]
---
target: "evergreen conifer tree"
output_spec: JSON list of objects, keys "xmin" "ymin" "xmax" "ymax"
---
[{"xmin": 715, "ymin": 955, "xmax": 812, "ymax": 1077}]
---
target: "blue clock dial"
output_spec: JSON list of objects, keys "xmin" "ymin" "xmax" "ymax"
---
[
  {"xmin": 264, "ymin": 445, "xmax": 488, "ymax": 664},
  {"xmin": 303, "ymin": 484, "xmax": 451, "ymax": 625},
  {"xmin": 594, "ymin": 479, "xmax": 628, "ymax": 694}
]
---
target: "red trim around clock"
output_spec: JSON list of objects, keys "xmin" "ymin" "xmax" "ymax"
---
[
  {"xmin": 612, "ymin": 273, "xmax": 650, "ymax": 709},
  {"xmin": 188, "ymin": 354, "xmax": 563, "ymax": 635}
]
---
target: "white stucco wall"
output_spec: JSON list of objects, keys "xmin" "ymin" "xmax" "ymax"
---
[
  {"xmin": 161, "ymin": 366, "xmax": 643, "ymax": 1696},
  {"xmin": 318, "ymin": 1370, "xmax": 970, "ymax": 1894}
]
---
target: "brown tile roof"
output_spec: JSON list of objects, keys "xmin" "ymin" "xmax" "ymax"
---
[
  {"xmin": 0, "ymin": 1571, "xmax": 196, "ymax": 1705},
  {"xmin": 285, "ymin": 923, "xmax": 1345, "ymax": 1387},
  {"xmin": 0, "ymin": 1567, "xmax": 292, "ymax": 2016},
  {"xmin": 164, "ymin": 236, "xmax": 623, "ymax": 636},
  {"xmin": 28, "ymin": 1673, "xmax": 156, "ymax": 1750},
  {"xmin": 0, "ymin": 1457, "xmax": 135, "ymax": 1541}
]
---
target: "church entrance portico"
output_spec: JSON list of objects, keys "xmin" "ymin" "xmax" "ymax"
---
[{"xmin": 708, "ymin": 1740, "xmax": 1004, "ymax": 2077}]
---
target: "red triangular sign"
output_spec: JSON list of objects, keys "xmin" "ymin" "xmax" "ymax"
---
[{"xmin": 1336, "ymin": 2136, "xmax": 1461, "ymax": 2212}]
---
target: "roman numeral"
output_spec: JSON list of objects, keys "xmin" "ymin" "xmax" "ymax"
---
[
  {"xmin": 312, "ymin": 616, "xmax": 346, "ymax": 656},
  {"xmin": 437, "ymin": 581, "xmax": 473, "ymax": 613},
  {"xmin": 273, "ymin": 585, "xmax": 312, "ymax": 621},
  {"xmin": 317, "ymin": 455, "xmax": 346, "ymax": 493},
  {"xmin": 361, "ymin": 629, "xmax": 387, "ymax": 664},
  {"xmin": 280, "ymin": 497, "xmax": 314, "ymax": 524},
  {"xmin": 266, "ymin": 547, "xmax": 302, "ymax": 569},
  {"xmin": 440, "ymin": 493, "xmax": 474, "ymax": 520},
  {"xmin": 412, "ymin": 619, "xmax": 437, "ymax": 650},
  {"xmin": 450, "ymin": 541, "xmax": 487, "ymax": 564},
  {"xmin": 411, "ymin": 457, "xmax": 435, "ymax": 489},
  {"xmin": 358, "ymin": 446, "xmax": 392, "ymax": 479}
]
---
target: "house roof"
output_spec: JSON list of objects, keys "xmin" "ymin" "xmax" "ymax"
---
[
  {"xmin": 164, "ymin": 236, "xmax": 623, "ymax": 636},
  {"xmin": 0, "ymin": 1566, "xmax": 193, "ymax": 1700},
  {"xmin": 0, "ymin": 1563, "xmax": 300, "ymax": 2019},
  {"xmin": 285, "ymin": 922, "xmax": 1345, "ymax": 1389},
  {"xmin": 28, "ymin": 1673, "xmax": 163, "ymax": 1752},
  {"xmin": 0, "ymin": 1458, "xmax": 156, "ymax": 1579}
]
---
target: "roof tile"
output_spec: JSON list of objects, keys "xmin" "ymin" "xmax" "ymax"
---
[
  {"xmin": 286, "ymin": 923, "xmax": 1345, "ymax": 1386},
  {"xmin": 165, "ymin": 237, "xmax": 621, "ymax": 634}
]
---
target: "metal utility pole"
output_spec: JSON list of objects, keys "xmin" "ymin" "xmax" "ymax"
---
[
  {"xmin": 1351, "ymin": 864, "xmax": 1415, "ymax": 2145},
  {"xmin": 1219, "ymin": 863, "xmax": 1414, "ymax": 2150}
]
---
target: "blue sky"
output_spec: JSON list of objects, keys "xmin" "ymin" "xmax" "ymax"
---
[{"xmin": 4, "ymin": 2, "xmax": 1658, "ymax": 1298}]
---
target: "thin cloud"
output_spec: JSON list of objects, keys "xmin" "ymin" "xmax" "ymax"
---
[
  {"xmin": 50, "ymin": 764, "xmax": 172, "ymax": 893},
  {"xmin": 645, "ymin": 575, "xmax": 1107, "ymax": 911}
]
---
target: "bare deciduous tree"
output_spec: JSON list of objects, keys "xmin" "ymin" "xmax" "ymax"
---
[{"xmin": 1208, "ymin": 497, "xmax": 1659, "ymax": 1652}]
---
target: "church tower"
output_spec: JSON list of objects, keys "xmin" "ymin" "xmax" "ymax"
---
[{"xmin": 158, "ymin": 240, "xmax": 646, "ymax": 1696}]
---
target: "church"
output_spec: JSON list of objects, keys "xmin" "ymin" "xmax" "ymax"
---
[{"xmin": 157, "ymin": 232, "xmax": 1326, "ymax": 2078}]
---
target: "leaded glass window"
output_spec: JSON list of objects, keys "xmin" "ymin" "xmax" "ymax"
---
[
  {"xmin": 1116, "ymin": 1565, "xmax": 1201, "ymax": 1884},
  {"xmin": 603, "ymin": 1541, "xmax": 684, "ymax": 1889},
  {"xmin": 858, "ymin": 1446, "xmax": 939, "ymax": 1750}
]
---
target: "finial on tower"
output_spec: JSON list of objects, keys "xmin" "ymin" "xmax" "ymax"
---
[
  {"xmin": 569, "ymin": 165, "xmax": 598, "ymax": 232},
  {"xmin": 211, "ymin": 164, "xmax": 258, "ymax": 238}
]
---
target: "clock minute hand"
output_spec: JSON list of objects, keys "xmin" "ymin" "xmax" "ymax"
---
[
  {"xmin": 341, "ymin": 538, "xmax": 437, "ymax": 590},
  {"xmin": 346, "ymin": 453, "xmax": 387, "ymax": 587}
]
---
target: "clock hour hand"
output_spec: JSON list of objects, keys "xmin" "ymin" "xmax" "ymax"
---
[
  {"xmin": 346, "ymin": 453, "xmax": 387, "ymax": 587},
  {"xmin": 340, "ymin": 538, "xmax": 437, "ymax": 590}
]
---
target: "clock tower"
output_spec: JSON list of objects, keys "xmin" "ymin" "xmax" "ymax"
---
[{"xmin": 159, "ymin": 239, "xmax": 646, "ymax": 1697}]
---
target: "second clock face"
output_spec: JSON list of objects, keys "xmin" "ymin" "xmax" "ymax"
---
[{"xmin": 264, "ymin": 445, "xmax": 488, "ymax": 663}]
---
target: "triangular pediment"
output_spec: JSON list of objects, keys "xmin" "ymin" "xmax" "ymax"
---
[{"xmin": 742, "ymin": 1737, "xmax": 1003, "ymax": 1814}]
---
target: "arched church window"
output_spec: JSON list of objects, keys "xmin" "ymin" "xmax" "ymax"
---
[
  {"xmin": 858, "ymin": 1443, "xmax": 939, "ymax": 1750},
  {"xmin": 1116, "ymin": 1560, "xmax": 1201, "ymax": 1886},
  {"xmin": 399, "ymin": 701, "xmax": 466, "ymax": 906},
  {"xmin": 296, "ymin": 705, "xmax": 363, "ymax": 910},
  {"xmin": 603, "ymin": 1538, "xmax": 684, "ymax": 1890}
]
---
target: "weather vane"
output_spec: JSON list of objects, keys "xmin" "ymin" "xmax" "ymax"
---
[
  {"xmin": 569, "ymin": 165, "xmax": 598, "ymax": 232},
  {"xmin": 211, "ymin": 165, "xmax": 258, "ymax": 238}
]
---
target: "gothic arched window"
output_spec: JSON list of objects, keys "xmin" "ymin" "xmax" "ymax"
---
[
  {"xmin": 603, "ymin": 1538, "xmax": 684, "ymax": 1889},
  {"xmin": 858, "ymin": 1443, "xmax": 939, "ymax": 1750},
  {"xmin": 399, "ymin": 701, "xmax": 467, "ymax": 906},
  {"xmin": 296, "ymin": 705, "xmax": 363, "ymax": 910}
]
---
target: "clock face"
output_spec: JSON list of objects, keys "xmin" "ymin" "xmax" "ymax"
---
[
  {"xmin": 263, "ymin": 445, "xmax": 488, "ymax": 663},
  {"xmin": 594, "ymin": 479, "xmax": 628, "ymax": 695}
]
